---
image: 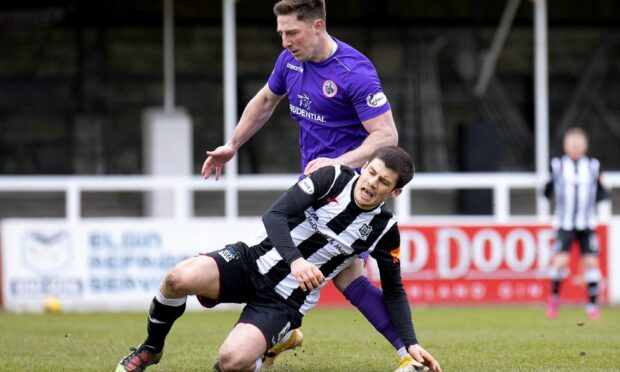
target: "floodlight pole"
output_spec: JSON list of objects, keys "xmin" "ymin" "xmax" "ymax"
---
[
  {"xmin": 533, "ymin": 0, "xmax": 550, "ymax": 219},
  {"xmin": 223, "ymin": 0, "xmax": 238, "ymax": 220},
  {"xmin": 474, "ymin": 0, "xmax": 521, "ymax": 96}
]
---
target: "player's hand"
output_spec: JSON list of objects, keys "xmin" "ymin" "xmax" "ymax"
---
[
  {"xmin": 408, "ymin": 344, "xmax": 442, "ymax": 372},
  {"xmin": 303, "ymin": 157, "xmax": 337, "ymax": 176},
  {"xmin": 290, "ymin": 258, "xmax": 325, "ymax": 292},
  {"xmin": 202, "ymin": 143, "xmax": 236, "ymax": 180}
]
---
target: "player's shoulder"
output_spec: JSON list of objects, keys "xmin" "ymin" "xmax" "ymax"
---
[
  {"xmin": 276, "ymin": 48, "xmax": 294, "ymax": 61},
  {"xmin": 331, "ymin": 38, "xmax": 375, "ymax": 72},
  {"xmin": 587, "ymin": 156, "xmax": 600, "ymax": 166},
  {"xmin": 274, "ymin": 49, "xmax": 301, "ymax": 70},
  {"xmin": 576, "ymin": 155, "xmax": 601, "ymax": 169},
  {"xmin": 300, "ymin": 165, "xmax": 355, "ymax": 197},
  {"xmin": 315, "ymin": 164, "xmax": 356, "ymax": 183},
  {"xmin": 339, "ymin": 164, "xmax": 357, "ymax": 177},
  {"xmin": 379, "ymin": 201, "xmax": 397, "ymax": 219}
]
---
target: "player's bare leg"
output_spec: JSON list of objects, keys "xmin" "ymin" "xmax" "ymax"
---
[
  {"xmin": 116, "ymin": 255, "xmax": 220, "ymax": 372},
  {"xmin": 582, "ymin": 254, "xmax": 602, "ymax": 320},
  {"xmin": 216, "ymin": 323, "xmax": 267, "ymax": 372},
  {"xmin": 546, "ymin": 253, "xmax": 570, "ymax": 319}
]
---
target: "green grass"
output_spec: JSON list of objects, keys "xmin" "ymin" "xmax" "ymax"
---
[{"xmin": 1, "ymin": 306, "xmax": 619, "ymax": 371}]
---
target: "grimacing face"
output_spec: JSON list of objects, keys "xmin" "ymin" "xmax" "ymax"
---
[
  {"xmin": 563, "ymin": 133, "xmax": 588, "ymax": 161},
  {"xmin": 354, "ymin": 159, "xmax": 402, "ymax": 210},
  {"xmin": 276, "ymin": 14, "xmax": 323, "ymax": 62}
]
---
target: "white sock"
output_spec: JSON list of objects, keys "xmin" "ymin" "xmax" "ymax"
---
[
  {"xmin": 155, "ymin": 288, "xmax": 187, "ymax": 307},
  {"xmin": 397, "ymin": 347, "xmax": 409, "ymax": 359}
]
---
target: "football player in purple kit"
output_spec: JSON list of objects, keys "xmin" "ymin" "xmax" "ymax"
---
[{"xmin": 201, "ymin": 1, "xmax": 433, "ymax": 371}]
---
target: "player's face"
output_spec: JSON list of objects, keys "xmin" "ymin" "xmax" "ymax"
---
[
  {"xmin": 354, "ymin": 159, "xmax": 402, "ymax": 210},
  {"xmin": 277, "ymin": 14, "xmax": 322, "ymax": 62},
  {"xmin": 564, "ymin": 133, "xmax": 588, "ymax": 160}
]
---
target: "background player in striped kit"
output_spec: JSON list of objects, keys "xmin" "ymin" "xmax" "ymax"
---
[
  {"xmin": 116, "ymin": 146, "xmax": 441, "ymax": 372},
  {"xmin": 544, "ymin": 128, "xmax": 609, "ymax": 320},
  {"xmin": 201, "ymin": 1, "xmax": 419, "ymax": 371}
]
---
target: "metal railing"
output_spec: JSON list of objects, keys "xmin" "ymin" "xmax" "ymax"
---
[{"xmin": 1, "ymin": 172, "xmax": 618, "ymax": 223}]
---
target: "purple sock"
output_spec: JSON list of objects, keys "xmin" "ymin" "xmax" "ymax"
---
[{"xmin": 342, "ymin": 276, "xmax": 405, "ymax": 350}]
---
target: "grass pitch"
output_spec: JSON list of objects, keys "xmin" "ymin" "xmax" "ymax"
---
[{"xmin": 1, "ymin": 306, "xmax": 619, "ymax": 371}]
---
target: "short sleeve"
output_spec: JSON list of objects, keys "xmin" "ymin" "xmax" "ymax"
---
[
  {"xmin": 267, "ymin": 50, "xmax": 289, "ymax": 96},
  {"xmin": 347, "ymin": 62, "xmax": 391, "ymax": 122}
]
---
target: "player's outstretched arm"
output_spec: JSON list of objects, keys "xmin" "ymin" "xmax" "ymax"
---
[
  {"xmin": 202, "ymin": 84, "xmax": 284, "ymax": 180},
  {"xmin": 408, "ymin": 344, "xmax": 442, "ymax": 372}
]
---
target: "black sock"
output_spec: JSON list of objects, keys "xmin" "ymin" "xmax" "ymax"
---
[
  {"xmin": 587, "ymin": 282, "xmax": 599, "ymax": 305},
  {"xmin": 144, "ymin": 297, "xmax": 186, "ymax": 352},
  {"xmin": 551, "ymin": 280, "xmax": 561, "ymax": 296}
]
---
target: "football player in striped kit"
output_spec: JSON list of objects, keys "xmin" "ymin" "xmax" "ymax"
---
[
  {"xmin": 544, "ymin": 128, "xmax": 609, "ymax": 320},
  {"xmin": 116, "ymin": 147, "xmax": 441, "ymax": 372},
  {"xmin": 200, "ymin": 0, "xmax": 422, "ymax": 371}
]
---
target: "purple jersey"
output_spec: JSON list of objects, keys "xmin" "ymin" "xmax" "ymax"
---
[{"xmin": 268, "ymin": 37, "xmax": 391, "ymax": 171}]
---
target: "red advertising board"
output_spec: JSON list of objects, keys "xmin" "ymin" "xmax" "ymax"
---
[{"xmin": 318, "ymin": 224, "xmax": 608, "ymax": 306}]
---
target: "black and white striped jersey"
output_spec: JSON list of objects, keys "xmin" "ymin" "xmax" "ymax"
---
[
  {"xmin": 548, "ymin": 155, "xmax": 601, "ymax": 230},
  {"xmin": 246, "ymin": 164, "xmax": 416, "ymax": 346},
  {"xmin": 250, "ymin": 164, "xmax": 397, "ymax": 311}
]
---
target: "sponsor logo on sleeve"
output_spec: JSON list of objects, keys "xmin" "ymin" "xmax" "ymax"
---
[
  {"xmin": 297, "ymin": 178, "xmax": 315, "ymax": 195},
  {"xmin": 366, "ymin": 92, "xmax": 387, "ymax": 108},
  {"xmin": 322, "ymin": 80, "xmax": 338, "ymax": 97}
]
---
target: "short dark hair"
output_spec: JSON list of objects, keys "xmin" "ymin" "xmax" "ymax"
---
[
  {"xmin": 273, "ymin": 0, "xmax": 326, "ymax": 23},
  {"xmin": 564, "ymin": 127, "xmax": 588, "ymax": 142},
  {"xmin": 369, "ymin": 146, "xmax": 415, "ymax": 189}
]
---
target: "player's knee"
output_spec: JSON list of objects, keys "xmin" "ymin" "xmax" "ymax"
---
[
  {"xmin": 333, "ymin": 259, "xmax": 366, "ymax": 292},
  {"xmin": 582, "ymin": 255, "xmax": 600, "ymax": 268},
  {"xmin": 217, "ymin": 347, "xmax": 254, "ymax": 372},
  {"xmin": 163, "ymin": 268, "xmax": 190, "ymax": 295}
]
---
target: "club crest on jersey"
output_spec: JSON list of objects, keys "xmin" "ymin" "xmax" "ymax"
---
[
  {"xmin": 322, "ymin": 80, "xmax": 338, "ymax": 97},
  {"xmin": 366, "ymin": 92, "xmax": 387, "ymax": 108},
  {"xmin": 297, "ymin": 177, "xmax": 315, "ymax": 195},
  {"xmin": 358, "ymin": 223, "xmax": 373, "ymax": 240}
]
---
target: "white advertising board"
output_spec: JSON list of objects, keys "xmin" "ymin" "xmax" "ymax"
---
[
  {"xmin": 1, "ymin": 219, "xmax": 263, "ymax": 312},
  {"xmin": 2, "ymin": 218, "xmax": 619, "ymax": 312}
]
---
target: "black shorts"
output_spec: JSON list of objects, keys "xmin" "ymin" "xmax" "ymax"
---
[
  {"xmin": 554, "ymin": 229, "xmax": 599, "ymax": 255},
  {"xmin": 197, "ymin": 242, "xmax": 302, "ymax": 348}
]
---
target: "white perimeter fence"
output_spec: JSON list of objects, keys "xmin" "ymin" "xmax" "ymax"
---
[{"xmin": 1, "ymin": 172, "xmax": 619, "ymax": 222}]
